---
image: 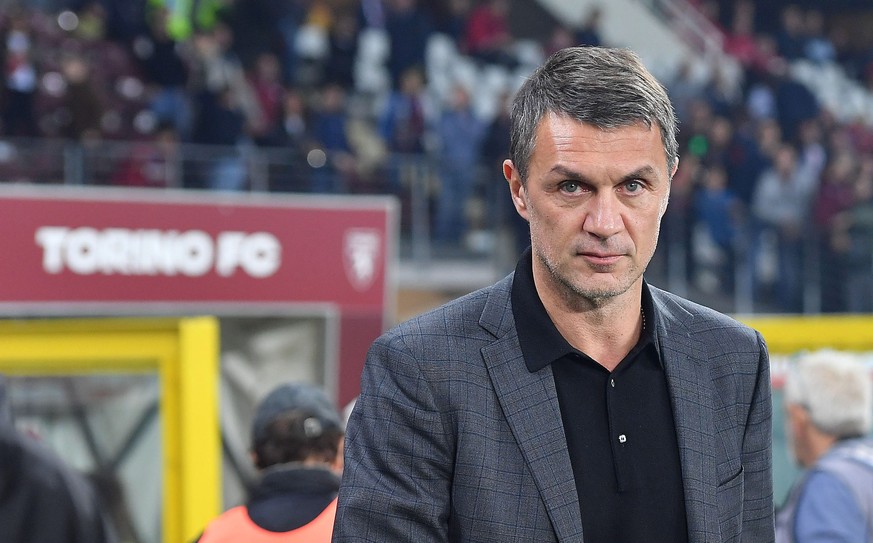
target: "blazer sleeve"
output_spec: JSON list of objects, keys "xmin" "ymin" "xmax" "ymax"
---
[
  {"xmin": 741, "ymin": 331, "xmax": 776, "ymax": 542},
  {"xmin": 333, "ymin": 331, "xmax": 454, "ymax": 543}
]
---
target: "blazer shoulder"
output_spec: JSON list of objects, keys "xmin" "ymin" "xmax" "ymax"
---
[
  {"xmin": 649, "ymin": 284, "xmax": 762, "ymax": 344},
  {"xmin": 382, "ymin": 274, "xmax": 513, "ymax": 342}
]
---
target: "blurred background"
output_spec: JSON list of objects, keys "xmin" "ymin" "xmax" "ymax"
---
[{"xmin": 0, "ymin": 0, "xmax": 872, "ymax": 541}]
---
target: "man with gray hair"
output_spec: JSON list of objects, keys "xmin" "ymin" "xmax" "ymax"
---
[
  {"xmin": 777, "ymin": 350, "xmax": 873, "ymax": 542},
  {"xmin": 334, "ymin": 46, "xmax": 773, "ymax": 542}
]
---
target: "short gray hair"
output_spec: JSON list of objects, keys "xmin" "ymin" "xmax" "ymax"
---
[
  {"xmin": 509, "ymin": 46, "xmax": 678, "ymax": 182},
  {"xmin": 784, "ymin": 350, "xmax": 873, "ymax": 438}
]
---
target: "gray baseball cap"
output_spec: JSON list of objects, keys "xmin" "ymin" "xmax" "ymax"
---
[{"xmin": 251, "ymin": 382, "xmax": 343, "ymax": 446}]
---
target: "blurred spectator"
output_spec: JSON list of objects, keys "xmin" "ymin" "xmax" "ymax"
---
[
  {"xmin": 433, "ymin": 84, "xmax": 485, "ymax": 245},
  {"xmin": 750, "ymin": 143, "xmax": 817, "ymax": 311},
  {"xmin": 664, "ymin": 152, "xmax": 701, "ymax": 283},
  {"xmin": 463, "ymin": 0, "xmax": 516, "ymax": 68},
  {"xmin": 774, "ymin": 4, "xmax": 806, "ymax": 61},
  {"xmin": 310, "ymin": 83, "xmax": 356, "ymax": 193},
  {"xmin": 262, "ymin": 87, "xmax": 310, "ymax": 148},
  {"xmin": 723, "ymin": 119, "xmax": 773, "ymax": 207},
  {"xmin": 482, "ymin": 90, "xmax": 528, "ymax": 255},
  {"xmin": 111, "ymin": 122, "xmax": 181, "ymax": 188},
  {"xmin": 384, "ymin": 0, "xmax": 432, "ymax": 88},
  {"xmin": 796, "ymin": 118, "xmax": 827, "ymax": 182},
  {"xmin": 194, "ymin": 382, "xmax": 344, "ymax": 543},
  {"xmin": 428, "ymin": 0, "xmax": 471, "ymax": 43},
  {"xmin": 223, "ymin": 0, "xmax": 278, "ymax": 71},
  {"xmin": 190, "ymin": 85, "xmax": 248, "ymax": 190},
  {"xmin": 665, "ymin": 60, "xmax": 704, "ymax": 127},
  {"xmin": 776, "ymin": 350, "xmax": 873, "ymax": 543},
  {"xmin": 379, "ymin": 66, "xmax": 433, "ymax": 183},
  {"xmin": 261, "ymin": 87, "xmax": 313, "ymax": 192},
  {"xmin": 802, "ymin": 8, "xmax": 835, "ymax": 64},
  {"xmin": 188, "ymin": 23, "xmax": 263, "ymax": 138},
  {"xmin": 58, "ymin": 51, "xmax": 103, "ymax": 142},
  {"xmin": 692, "ymin": 163, "xmax": 741, "ymax": 293},
  {"xmin": 840, "ymin": 160, "xmax": 873, "ymax": 312},
  {"xmin": 269, "ymin": 0, "xmax": 308, "ymax": 86},
  {"xmin": 574, "ymin": 5, "xmax": 603, "ymax": 47},
  {"xmin": 247, "ymin": 52, "xmax": 285, "ymax": 143},
  {"xmin": 745, "ymin": 71, "xmax": 777, "ymax": 122},
  {"xmin": 702, "ymin": 115, "xmax": 735, "ymax": 165},
  {"xmin": 722, "ymin": 0, "xmax": 759, "ymax": 70},
  {"xmin": 322, "ymin": 11, "xmax": 360, "ymax": 89},
  {"xmin": 772, "ymin": 63, "xmax": 819, "ymax": 143},
  {"xmin": 134, "ymin": 6, "xmax": 192, "ymax": 139},
  {"xmin": 813, "ymin": 149, "xmax": 859, "ymax": 312},
  {"xmin": 1, "ymin": 10, "xmax": 38, "ymax": 137},
  {"xmin": 678, "ymin": 98, "xmax": 714, "ymax": 158},
  {"xmin": 700, "ymin": 64, "xmax": 735, "ymax": 117},
  {"xmin": 0, "ymin": 377, "xmax": 118, "ymax": 543}
]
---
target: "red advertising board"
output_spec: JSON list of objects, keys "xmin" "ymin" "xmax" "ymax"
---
[{"xmin": 0, "ymin": 185, "xmax": 398, "ymax": 404}]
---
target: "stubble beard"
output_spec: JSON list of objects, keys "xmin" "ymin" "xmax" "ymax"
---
[{"xmin": 534, "ymin": 241, "xmax": 654, "ymax": 310}]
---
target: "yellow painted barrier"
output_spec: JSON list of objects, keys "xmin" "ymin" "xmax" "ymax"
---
[
  {"xmin": 0, "ymin": 317, "xmax": 220, "ymax": 543},
  {"xmin": 738, "ymin": 314, "xmax": 873, "ymax": 354}
]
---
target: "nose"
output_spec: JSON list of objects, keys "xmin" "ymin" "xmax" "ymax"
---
[{"xmin": 583, "ymin": 192, "xmax": 623, "ymax": 239}]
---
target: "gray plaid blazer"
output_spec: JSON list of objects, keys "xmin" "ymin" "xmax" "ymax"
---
[{"xmin": 333, "ymin": 274, "xmax": 774, "ymax": 542}]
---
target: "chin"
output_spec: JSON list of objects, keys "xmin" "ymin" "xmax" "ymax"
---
[{"xmin": 563, "ymin": 278, "xmax": 631, "ymax": 302}]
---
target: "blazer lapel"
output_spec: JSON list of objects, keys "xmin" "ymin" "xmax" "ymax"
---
[
  {"xmin": 654, "ymin": 295, "xmax": 720, "ymax": 543},
  {"xmin": 482, "ymin": 338, "xmax": 584, "ymax": 542},
  {"xmin": 479, "ymin": 278, "xmax": 584, "ymax": 542}
]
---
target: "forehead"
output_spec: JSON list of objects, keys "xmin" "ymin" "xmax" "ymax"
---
[{"xmin": 531, "ymin": 114, "xmax": 668, "ymax": 175}]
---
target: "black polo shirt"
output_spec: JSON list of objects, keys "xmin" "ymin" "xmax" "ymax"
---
[{"xmin": 511, "ymin": 250, "xmax": 688, "ymax": 543}]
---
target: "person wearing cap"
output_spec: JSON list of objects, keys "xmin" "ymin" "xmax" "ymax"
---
[
  {"xmin": 194, "ymin": 382, "xmax": 345, "ymax": 543},
  {"xmin": 776, "ymin": 349, "xmax": 873, "ymax": 542}
]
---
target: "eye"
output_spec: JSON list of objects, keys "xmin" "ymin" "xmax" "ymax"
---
[
  {"xmin": 624, "ymin": 180, "xmax": 644, "ymax": 193},
  {"xmin": 560, "ymin": 181, "xmax": 583, "ymax": 193}
]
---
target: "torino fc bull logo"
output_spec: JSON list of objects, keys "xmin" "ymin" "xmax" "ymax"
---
[{"xmin": 343, "ymin": 229, "xmax": 381, "ymax": 291}]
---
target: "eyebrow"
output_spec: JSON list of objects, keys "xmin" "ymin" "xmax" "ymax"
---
[{"xmin": 547, "ymin": 164, "xmax": 660, "ymax": 183}]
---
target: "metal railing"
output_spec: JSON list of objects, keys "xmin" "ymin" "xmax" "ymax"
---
[{"xmin": 1, "ymin": 136, "xmax": 871, "ymax": 315}]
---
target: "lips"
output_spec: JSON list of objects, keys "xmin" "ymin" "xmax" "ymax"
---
[{"xmin": 579, "ymin": 252, "xmax": 623, "ymax": 266}]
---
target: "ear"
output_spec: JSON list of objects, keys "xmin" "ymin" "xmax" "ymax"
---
[
  {"xmin": 330, "ymin": 437, "xmax": 345, "ymax": 475},
  {"xmin": 504, "ymin": 159, "xmax": 529, "ymax": 221},
  {"xmin": 787, "ymin": 403, "xmax": 810, "ymax": 436}
]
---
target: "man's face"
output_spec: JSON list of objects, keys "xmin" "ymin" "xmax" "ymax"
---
[{"xmin": 504, "ymin": 114, "xmax": 674, "ymax": 306}]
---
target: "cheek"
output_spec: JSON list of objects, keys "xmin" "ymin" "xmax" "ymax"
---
[{"xmin": 628, "ymin": 212, "xmax": 663, "ymax": 250}]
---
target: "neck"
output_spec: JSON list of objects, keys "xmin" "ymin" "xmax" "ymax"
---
[
  {"xmin": 539, "ymin": 284, "xmax": 644, "ymax": 372},
  {"xmin": 802, "ymin": 428, "xmax": 838, "ymax": 468}
]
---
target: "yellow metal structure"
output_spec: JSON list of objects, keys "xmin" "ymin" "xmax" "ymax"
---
[
  {"xmin": 0, "ymin": 316, "xmax": 221, "ymax": 543},
  {"xmin": 739, "ymin": 314, "xmax": 873, "ymax": 353}
]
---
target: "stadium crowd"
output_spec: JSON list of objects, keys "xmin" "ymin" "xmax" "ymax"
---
[{"xmin": 1, "ymin": 0, "xmax": 873, "ymax": 313}]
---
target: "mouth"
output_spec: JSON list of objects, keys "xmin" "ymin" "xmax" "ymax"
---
[{"xmin": 579, "ymin": 251, "xmax": 623, "ymax": 267}]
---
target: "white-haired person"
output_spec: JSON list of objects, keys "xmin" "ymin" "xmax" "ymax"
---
[{"xmin": 776, "ymin": 349, "xmax": 873, "ymax": 542}]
